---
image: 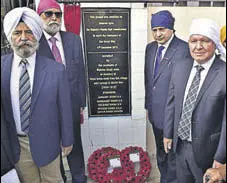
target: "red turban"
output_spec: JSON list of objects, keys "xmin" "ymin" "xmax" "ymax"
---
[{"xmin": 37, "ymin": 0, "xmax": 61, "ymax": 15}]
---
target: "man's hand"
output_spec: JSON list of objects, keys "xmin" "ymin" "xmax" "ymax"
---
[
  {"xmin": 146, "ymin": 110, "xmax": 149, "ymax": 122},
  {"xmin": 80, "ymin": 108, "xmax": 84, "ymax": 124},
  {"xmin": 203, "ymin": 164, "xmax": 226, "ymax": 183},
  {"xmin": 61, "ymin": 145, "xmax": 73, "ymax": 156},
  {"xmin": 163, "ymin": 137, "xmax": 172, "ymax": 153},
  {"xmin": 80, "ymin": 108, "xmax": 84, "ymax": 113}
]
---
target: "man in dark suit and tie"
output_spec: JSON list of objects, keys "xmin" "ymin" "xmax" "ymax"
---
[
  {"xmin": 164, "ymin": 18, "xmax": 226, "ymax": 183},
  {"xmin": 145, "ymin": 10, "xmax": 190, "ymax": 183},
  {"xmin": 1, "ymin": 7, "xmax": 74, "ymax": 182},
  {"xmin": 36, "ymin": 0, "xmax": 86, "ymax": 182}
]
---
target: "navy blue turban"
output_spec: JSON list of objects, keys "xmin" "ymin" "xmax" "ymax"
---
[{"xmin": 151, "ymin": 10, "xmax": 175, "ymax": 30}]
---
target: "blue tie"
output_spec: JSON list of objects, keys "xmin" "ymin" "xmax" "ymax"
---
[{"xmin": 154, "ymin": 46, "xmax": 165, "ymax": 78}]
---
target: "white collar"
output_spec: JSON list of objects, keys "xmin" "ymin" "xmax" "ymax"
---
[
  {"xmin": 193, "ymin": 54, "xmax": 216, "ymax": 70},
  {"xmin": 14, "ymin": 52, "xmax": 36, "ymax": 67},
  {"xmin": 43, "ymin": 31, "xmax": 61, "ymax": 42}
]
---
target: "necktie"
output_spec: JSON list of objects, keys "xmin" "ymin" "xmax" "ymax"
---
[
  {"xmin": 19, "ymin": 59, "xmax": 31, "ymax": 133},
  {"xmin": 154, "ymin": 46, "xmax": 165, "ymax": 78},
  {"xmin": 49, "ymin": 37, "xmax": 63, "ymax": 64},
  {"xmin": 178, "ymin": 65, "xmax": 204, "ymax": 140}
]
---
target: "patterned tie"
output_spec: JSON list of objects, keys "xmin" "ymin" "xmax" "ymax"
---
[
  {"xmin": 154, "ymin": 46, "xmax": 165, "ymax": 78},
  {"xmin": 49, "ymin": 37, "xmax": 63, "ymax": 63},
  {"xmin": 178, "ymin": 65, "xmax": 204, "ymax": 140},
  {"xmin": 19, "ymin": 59, "xmax": 31, "ymax": 133}
]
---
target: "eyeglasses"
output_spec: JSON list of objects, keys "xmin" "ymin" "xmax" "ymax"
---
[{"xmin": 44, "ymin": 11, "xmax": 62, "ymax": 18}]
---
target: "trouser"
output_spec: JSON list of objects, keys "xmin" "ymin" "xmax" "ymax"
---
[
  {"xmin": 15, "ymin": 136, "xmax": 63, "ymax": 183},
  {"xmin": 60, "ymin": 111, "xmax": 86, "ymax": 183},
  {"xmin": 152, "ymin": 124, "xmax": 177, "ymax": 183},
  {"xmin": 176, "ymin": 139, "xmax": 204, "ymax": 183},
  {"xmin": 60, "ymin": 134, "xmax": 86, "ymax": 183}
]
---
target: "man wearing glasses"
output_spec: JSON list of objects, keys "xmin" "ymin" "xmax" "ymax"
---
[{"xmin": 37, "ymin": 0, "xmax": 87, "ymax": 183}]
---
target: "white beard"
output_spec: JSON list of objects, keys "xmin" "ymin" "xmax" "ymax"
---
[{"xmin": 43, "ymin": 22, "xmax": 61, "ymax": 36}]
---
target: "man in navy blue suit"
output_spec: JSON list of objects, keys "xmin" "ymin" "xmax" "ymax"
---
[
  {"xmin": 37, "ymin": 0, "xmax": 87, "ymax": 182},
  {"xmin": 1, "ymin": 7, "xmax": 74, "ymax": 182},
  {"xmin": 144, "ymin": 10, "xmax": 190, "ymax": 183},
  {"xmin": 164, "ymin": 18, "xmax": 226, "ymax": 183}
]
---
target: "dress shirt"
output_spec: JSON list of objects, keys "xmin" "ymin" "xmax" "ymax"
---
[
  {"xmin": 10, "ymin": 53, "xmax": 36, "ymax": 135},
  {"xmin": 1, "ymin": 169, "xmax": 20, "ymax": 183},
  {"xmin": 183, "ymin": 54, "xmax": 215, "ymax": 141},
  {"xmin": 153, "ymin": 34, "xmax": 174, "ymax": 73},
  {"xmin": 43, "ymin": 31, "xmax": 66, "ymax": 66},
  {"xmin": 158, "ymin": 34, "xmax": 174, "ymax": 60}
]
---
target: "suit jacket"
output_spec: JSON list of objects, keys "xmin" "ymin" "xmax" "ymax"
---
[
  {"xmin": 1, "ymin": 99, "xmax": 19, "ymax": 176},
  {"xmin": 145, "ymin": 35, "xmax": 190, "ymax": 129},
  {"xmin": 38, "ymin": 31, "xmax": 86, "ymax": 143},
  {"xmin": 38, "ymin": 31, "xmax": 86, "ymax": 114},
  {"xmin": 164, "ymin": 56, "xmax": 226, "ymax": 170},
  {"xmin": 1, "ymin": 53, "xmax": 74, "ymax": 167}
]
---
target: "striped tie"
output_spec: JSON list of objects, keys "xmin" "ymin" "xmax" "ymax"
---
[
  {"xmin": 19, "ymin": 59, "xmax": 31, "ymax": 133},
  {"xmin": 178, "ymin": 65, "xmax": 204, "ymax": 140}
]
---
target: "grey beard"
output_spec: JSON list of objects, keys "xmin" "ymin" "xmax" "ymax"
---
[
  {"xmin": 43, "ymin": 23, "xmax": 61, "ymax": 36},
  {"xmin": 12, "ymin": 41, "xmax": 39, "ymax": 58}
]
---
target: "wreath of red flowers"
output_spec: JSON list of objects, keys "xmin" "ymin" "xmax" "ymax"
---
[
  {"xmin": 87, "ymin": 147, "xmax": 119, "ymax": 182},
  {"xmin": 120, "ymin": 146, "xmax": 151, "ymax": 183},
  {"xmin": 87, "ymin": 146, "xmax": 151, "ymax": 183},
  {"xmin": 96, "ymin": 149, "xmax": 125, "ymax": 183}
]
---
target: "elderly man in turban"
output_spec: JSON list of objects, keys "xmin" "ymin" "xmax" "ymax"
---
[
  {"xmin": 1, "ymin": 7, "xmax": 74, "ymax": 183},
  {"xmin": 36, "ymin": 0, "xmax": 87, "ymax": 182},
  {"xmin": 145, "ymin": 10, "xmax": 190, "ymax": 183},
  {"xmin": 163, "ymin": 18, "xmax": 226, "ymax": 183}
]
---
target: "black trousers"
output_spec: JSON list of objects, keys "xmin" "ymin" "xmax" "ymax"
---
[
  {"xmin": 60, "ymin": 111, "xmax": 86, "ymax": 183},
  {"xmin": 176, "ymin": 139, "xmax": 204, "ymax": 183},
  {"xmin": 152, "ymin": 124, "xmax": 177, "ymax": 183}
]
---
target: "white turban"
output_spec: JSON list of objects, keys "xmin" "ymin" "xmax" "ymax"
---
[
  {"xmin": 189, "ymin": 18, "xmax": 226, "ymax": 59},
  {"xmin": 3, "ymin": 7, "xmax": 43, "ymax": 42}
]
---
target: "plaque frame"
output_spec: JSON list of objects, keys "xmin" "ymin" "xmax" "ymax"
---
[{"xmin": 82, "ymin": 8, "xmax": 131, "ymax": 117}]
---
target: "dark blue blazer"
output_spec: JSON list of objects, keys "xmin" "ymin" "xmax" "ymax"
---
[
  {"xmin": 38, "ymin": 31, "xmax": 86, "ymax": 174},
  {"xmin": 1, "ymin": 53, "xmax": 74, "ymax": 167},
  {"xmin": 164, "ymin": 56, "xmax": 226, "ymax": 170},
  {"xmin": 38, "ymin": 31, "xmax": 86, "ymax": 117},
  {"xmin": 145, "ymin": 35, "xmax": 190, "ymax": 129}
]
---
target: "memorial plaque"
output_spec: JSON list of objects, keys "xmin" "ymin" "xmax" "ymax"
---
[{"xmin": 82, "ymin": 8, "xmax": 131, "ymax": 117}]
